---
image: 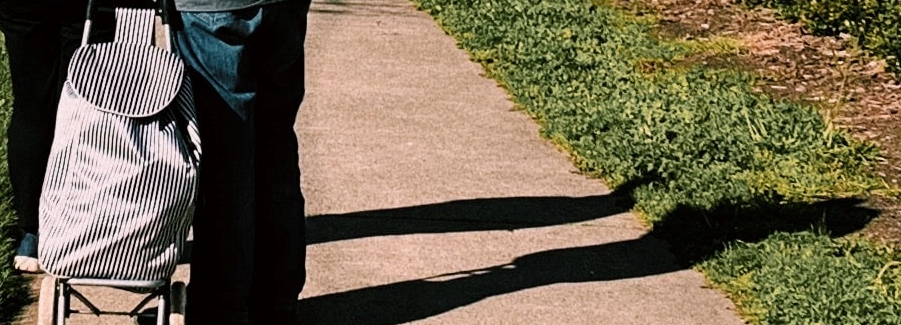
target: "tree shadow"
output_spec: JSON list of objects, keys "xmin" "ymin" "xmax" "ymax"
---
[
  {"xmin": 298, "ymin": 235, "xmax": 680, "ymax": 325},
  {"xmin": 306, "ymin": 194, "xmax": 630, "ymax": 245}
]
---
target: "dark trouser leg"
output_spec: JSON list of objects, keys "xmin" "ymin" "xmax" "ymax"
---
[
  {"xmin": 0, "ymin": 1, "xmax": 117, "ymax": 237},
  {"xmin": 0, "ymin": 9, "xmax": 72, "ymax": 236},
  {"xmin": 246, "ymin": 3, "xmax": 309, "ymax": 323},
  {"xmin": 185, "ymin": 73, "xmax": 256, "ymax": 325},
  {"xmin": 185, "ymin": 67, "xmax": 306, "ymax": 325},
  {"xmin": 247, "ymin": 55, "xmax": 306, "ymax": 325},
  {"xmin": 179, "ymin": 2, "xmax": 309, "ymax": 324}
]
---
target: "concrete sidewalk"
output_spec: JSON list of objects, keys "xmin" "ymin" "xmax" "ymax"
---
[{"xmin": 297, "ymin": 0, "xmax": 746, "ymax": 324}]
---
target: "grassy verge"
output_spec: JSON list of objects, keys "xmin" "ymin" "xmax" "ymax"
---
[
  {"xmin": 410, "ymin": 0, "xmax": 901, "ymax": 323},
  {"xmin": 0, "ymin": 35, "xmax": 30, "ymax": 324},
  {"xmin": 700, "ymin": 231, "xmax": 901, "ymax": 324}
]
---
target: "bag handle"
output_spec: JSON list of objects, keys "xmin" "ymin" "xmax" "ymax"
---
[{"xmin": 81, "ymin": 0, "xmax": 175, "ymax": 50}]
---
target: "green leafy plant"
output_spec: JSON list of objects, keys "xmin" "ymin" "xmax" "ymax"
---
[{"xmin": 700, "ymin": 231, "xmax": 901, "ymax": 325}]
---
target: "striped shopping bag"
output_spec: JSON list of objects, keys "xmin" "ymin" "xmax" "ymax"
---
[{"xmin": 38, "ymin": 7, "xmax": 200, "ymax": 281}]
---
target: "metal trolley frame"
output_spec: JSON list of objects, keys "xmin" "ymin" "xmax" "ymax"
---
[{"xmin": 37, "ymin": 277, "xmax": 186, "ymax": 325}]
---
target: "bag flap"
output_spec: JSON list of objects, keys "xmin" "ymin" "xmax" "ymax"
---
[{"xmin": 67, "ymin": 43, "xmax": 185, "ymax": 117}]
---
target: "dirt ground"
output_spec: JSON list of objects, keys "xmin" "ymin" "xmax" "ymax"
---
[{"xmin": 622, "ymin": 0, "xmax": 901, "ymax": 247}]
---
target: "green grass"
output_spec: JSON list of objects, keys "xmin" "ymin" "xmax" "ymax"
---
[
  {"xmin": 700, "ymin": 231, "xmax": 901, "ymax": 325},
  {"xmin": 0, "ymin": 35, "xmax": 31, "ymax": 325},
  {"xmin": 410, "ymin": 0, "xmax": 901, "ymax": 323}
]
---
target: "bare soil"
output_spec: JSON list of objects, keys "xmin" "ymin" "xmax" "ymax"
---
[{"xmin": 623, "ymin": 0, "xmax": 901, "ymax": 247}]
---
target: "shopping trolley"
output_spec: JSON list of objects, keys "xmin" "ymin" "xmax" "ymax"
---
[{"xmin": 35, "ymin": 0, "xmax": 199, "ymax": 324}]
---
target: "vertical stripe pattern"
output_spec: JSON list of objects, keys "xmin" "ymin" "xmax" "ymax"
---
[
  {"xmin": 114, "ymin": 9, "xmax": 155, "ymax": 46},
  {"xmin": 38, "ymin": 10, "xmax": 199, "ymax": 281},
  {"xmin": 67, "ymin": 42, "xmax": 184, "ymax": 118}
]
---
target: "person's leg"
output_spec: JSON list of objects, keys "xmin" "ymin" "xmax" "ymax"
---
[
  {"xmin": 0, "ymin": 3, "xmax": 77, "ymax": 273},
  {"xmin": 246, "ymin": 3, "xmax": 310, "ymax": 323},
  {"xmin": 184, "ymin": 72, "xmax": 257, "ymax": 325},
  {"xmin": 248, "ymin": 90, "xmax": 304, "ymax": 324},
  {"xmin": 174, "ymin": 3, "xmax": 310, "ymax": 323},
  {"xmin": 174, "ymin": 10, "xmax": 260, "ymax": 325}
]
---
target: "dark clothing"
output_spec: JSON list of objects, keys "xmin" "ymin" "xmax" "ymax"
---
[
  {"xmin": 172, "ymin": 1, "xmax": 310, "ymax": 324},
  {"xmin": 0, "ymin": 0, "xmax": 121, "ymax": 237}
]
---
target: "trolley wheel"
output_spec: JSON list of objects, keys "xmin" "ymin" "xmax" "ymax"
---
[
  {"xmin": 36, "ymin": 277, "xmax": 58, "ymax": 325},
  {"xmin": 169, "ymin": 281, "xmax": 186, "ymax": 325}
]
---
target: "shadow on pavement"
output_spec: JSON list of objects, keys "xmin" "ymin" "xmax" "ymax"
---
[
  {"xmin": 298, "ymin": 235, "xmax": 679, "ymax": 325},
  {"xmin": 306, "ymin": 194, "xmax": 629, "ymax": 245},
  {"xmin": 299, "ymin": 195, "xmax": 878, "ymax": 324},
  {"xmin": 300, "ymin": 195, "xmax": 659, "ymax": 324}
]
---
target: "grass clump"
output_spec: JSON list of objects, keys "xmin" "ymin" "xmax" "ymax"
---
[
  {"xmin": 700, "ymin": 231, "xmax": 901, "ymax": 325},
  {"xmin": 413, "ymin": 0, "xmax": 885, "ymax": 224}
]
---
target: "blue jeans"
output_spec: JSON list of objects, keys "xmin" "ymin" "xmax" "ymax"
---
[{"xmin": 172, "ymin": 1, "xmax": 311, "ymax": 324}]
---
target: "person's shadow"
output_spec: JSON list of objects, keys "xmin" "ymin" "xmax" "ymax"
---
[
  {"xmin": 297, "ymin": 194, "xmax": 877, "ymax": 325},
  {"xmin": 298, "ymin": 194, "xmax": 672, "ymax": 325},
  {"xmin": 306, "ymin": 195, "xmax": 629, "ymax": 245}
]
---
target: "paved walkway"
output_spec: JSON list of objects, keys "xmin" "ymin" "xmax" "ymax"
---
[{"xmin": 16, "ymin": 0, "xmax": 748, "ymax": 324}]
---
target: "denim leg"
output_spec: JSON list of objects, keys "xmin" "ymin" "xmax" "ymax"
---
[
  {"xmin": 248, "ymin": 30, "xmax": 306, "ymax": 325},
  {"xmin": 248, "ymin": 78, "xmax": 305, "ymax": 323},
  {"xmin": 246, "ymin": 3, "xmax": 309, "ymax": 324},
  {"xmin": 175, "ymin": 10, "xmax": 257, "ymax": 325}
]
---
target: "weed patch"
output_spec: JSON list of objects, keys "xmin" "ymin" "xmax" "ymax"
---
[
  {"xmin": 413, "ymin": 0, "xmax": 886, "ymax": 223},
  {"xmin": 700, "ymin": 231, "xmax": 901, "ymax": 325}
]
